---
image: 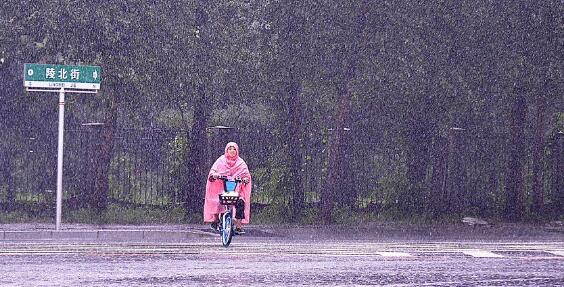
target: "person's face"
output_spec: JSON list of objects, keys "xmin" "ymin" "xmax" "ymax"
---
[{"xmin": 227, "ymin": 146, "xmax": 237, "ymax": 157}]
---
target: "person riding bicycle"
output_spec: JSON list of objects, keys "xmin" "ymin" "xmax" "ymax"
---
[{"xmin": 203, "ymin": 142, "xmax": 251, "ymax": 235}]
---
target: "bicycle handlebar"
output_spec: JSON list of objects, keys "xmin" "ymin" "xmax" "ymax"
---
[
  {"xmin": 217, "ymin": 175, "xmax": 243, "ymax": 182},
  {"xmin": 209, "ymin": 174, "xmax": 249, "ymax": 184}
]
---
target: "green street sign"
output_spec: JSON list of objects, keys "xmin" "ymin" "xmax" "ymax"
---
[{"xmin": 24, "ymin": 63, "xmax": 102, "ymax": 90}]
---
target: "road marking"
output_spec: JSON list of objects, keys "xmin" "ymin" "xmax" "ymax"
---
[
  {"xmin": 2, "ymin": 242, "xmax": 563, "ymax": 261},
  {"xmin": 462, "ymin": 250, "xmax": 504, "ymax": 258},
  {"xmin": 376, "ymin": 252, "xmax": 412, "ymax": 257},
  {"xmin": 546, "ymin": 251, "xmax": 564, "ymax": 257}
]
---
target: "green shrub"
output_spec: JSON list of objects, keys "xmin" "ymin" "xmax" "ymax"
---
[
  {"xmin": 64, "ymin": 204, "xmax": 190, "ymax": 224},
  {"xmin": 0, "ymin": 211, "xmax": 32, "ymax": 223},
  {"xmin": 252, "ymin": 203, "xmax": 289, "ymax": 224}
]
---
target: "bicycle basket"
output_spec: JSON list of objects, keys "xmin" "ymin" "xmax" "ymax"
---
[
  {"xmin": 219, "ymin": 193, "xmax": 239, "ymax": 205},
  {"xmin": 224, "ymin": 180, "xmax": 238, "ymax": 192}
]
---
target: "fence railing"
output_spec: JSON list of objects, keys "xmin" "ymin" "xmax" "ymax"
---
[
  {"xmin": 1, "ymin": 128, "xmax": 190, "ymax": 209},
  {"xmin": 0, "ymin": 127, "xmax": 378, "ymax": 210},
  {"xmin": 1, "ymin": 127, "xmax": 562, "ymax": 218}
]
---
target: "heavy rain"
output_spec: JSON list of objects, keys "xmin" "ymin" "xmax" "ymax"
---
[{"xmin": 0, "ymin": 1, "xmax": 562, "ymax": 286}]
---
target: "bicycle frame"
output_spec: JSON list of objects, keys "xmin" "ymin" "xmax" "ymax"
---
[{"xmin": 217, "ymin": 177, "xmax": 241, "ymax": 247}]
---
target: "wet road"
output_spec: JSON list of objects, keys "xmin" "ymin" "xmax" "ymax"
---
[{"xmin": 1, "ymin": 238, "xmax": 563, "ymax": 286}]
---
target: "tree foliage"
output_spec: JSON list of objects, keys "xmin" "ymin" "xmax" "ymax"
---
[{"xmin": 1, "ymin": 0, "xmax": 561, "ymax": 222}]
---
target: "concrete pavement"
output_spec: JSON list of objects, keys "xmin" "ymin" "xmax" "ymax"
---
[
  {"xmin": 1, "ymin": 221, "xmax": 562, "ymax": 242},
  {"xmin": 0, "ymin": 223, "xmax": 216, "ymax": 241}
]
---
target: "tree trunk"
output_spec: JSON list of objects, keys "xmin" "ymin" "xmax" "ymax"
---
[
  {"xmin": 531, "ymin": 93, "xmax": 545, "ymax": 215},
  {"xmin": 402, "ymin": 114, "xmax": 433, "ymax": 216},
  {"xmin": 1, "ymin": 152, "xmax": 14, "ymax": 210},
  {"xmin": 286, "ymin": 79, "xmax": 305, "ymax": 220},
  {"xmin": 430, "ymin": 135, "xmax": 448, "ymax": 217},
  {"xmin": 321, "ymin": 2, "xmax": 367, "ymax": 223},
  {"xmin": 184, "ymin": 84, "xmax": 209, "ymax": 214},
  {"xmin": 322, "ymin": 83, "xmax": 352, "ymax": 223},
  {"xmin": 445, "ymin": 127, "xmax": 465, "ymax": 214},
  {"xmin": 182, "ymin": 5, "xmax": 212, "ymax": 216},
  {"xmin": 505, "ymin": 91, "xmax": 527, "ymax": 221},
  {"xmin": 94, "ymin": 91, "xmax": 118, "ymax": 212},
  {"xmin": 554, "ymin": 132, "xmax": 564, "ymax": 216},
  {"xmin": 86, "ymin": 123, "xmax": 109, "ymax": 212}
]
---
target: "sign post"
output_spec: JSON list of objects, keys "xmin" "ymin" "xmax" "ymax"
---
[
  {"xmin": 24, "ymin": 63, "xmax": 102, "ymax": 230},
  {"xmin": 56, "ymin": 88, "xmax": 65, "ymax": 231}
]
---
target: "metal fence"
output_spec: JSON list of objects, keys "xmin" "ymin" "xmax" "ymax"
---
[
  {"xmin": 104, "ymin": 128, "xmax": 187, "ymax": 206},
  {"xmin": 2, "ymin": 127, "xmax": 561, "ymax": 216},
  {"xmin": 1, "ymin": 128, "xmax": 188, "ymax": 209},
  {"xmin": 0, "ymin": 127, "xmax": 380, "ymax": 211}
]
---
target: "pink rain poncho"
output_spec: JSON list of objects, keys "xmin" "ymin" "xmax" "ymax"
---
[{"xmin": 203, "ymin": 142, "xmax": 252, "ymax": 224}]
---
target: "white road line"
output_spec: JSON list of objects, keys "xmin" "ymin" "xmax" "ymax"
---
[
  {"xmin": 3, "ymin": 242, "xmax": 564, "ymax": 260},
  {"xmin": 376, "ymin": 252, "xmax": 412, "ymax": 257},
  {"xmin": 462, "ymin": 250, "xmax": 504, "ymax": 258},
  {"xmin": 546, "ymin": 251, "xmax": 564, "ymax": 257}
]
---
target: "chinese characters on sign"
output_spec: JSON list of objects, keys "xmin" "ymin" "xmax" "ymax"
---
[{"xmin": 24, "ymin": 63, "xmax": 102, "ymax": 90}]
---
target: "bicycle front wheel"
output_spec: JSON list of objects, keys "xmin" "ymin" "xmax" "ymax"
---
[{"xmin": 221, "ymin": 212, "xmax": 234, "ymax": 247}]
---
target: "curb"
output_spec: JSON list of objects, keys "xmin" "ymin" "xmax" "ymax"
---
[{"xmin": 0, "ymin": 229, "xmax": 214, "ymax": 241}]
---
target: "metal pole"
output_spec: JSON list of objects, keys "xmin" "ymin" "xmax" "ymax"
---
[{"xmin": 56, "ymin": 88, "xmax": 65, "ymax": 230}]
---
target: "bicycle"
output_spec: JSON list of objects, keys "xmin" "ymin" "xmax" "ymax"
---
[{"xmin": 216, "ymin": 176, "xmax": 244, "ymax": 247}]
